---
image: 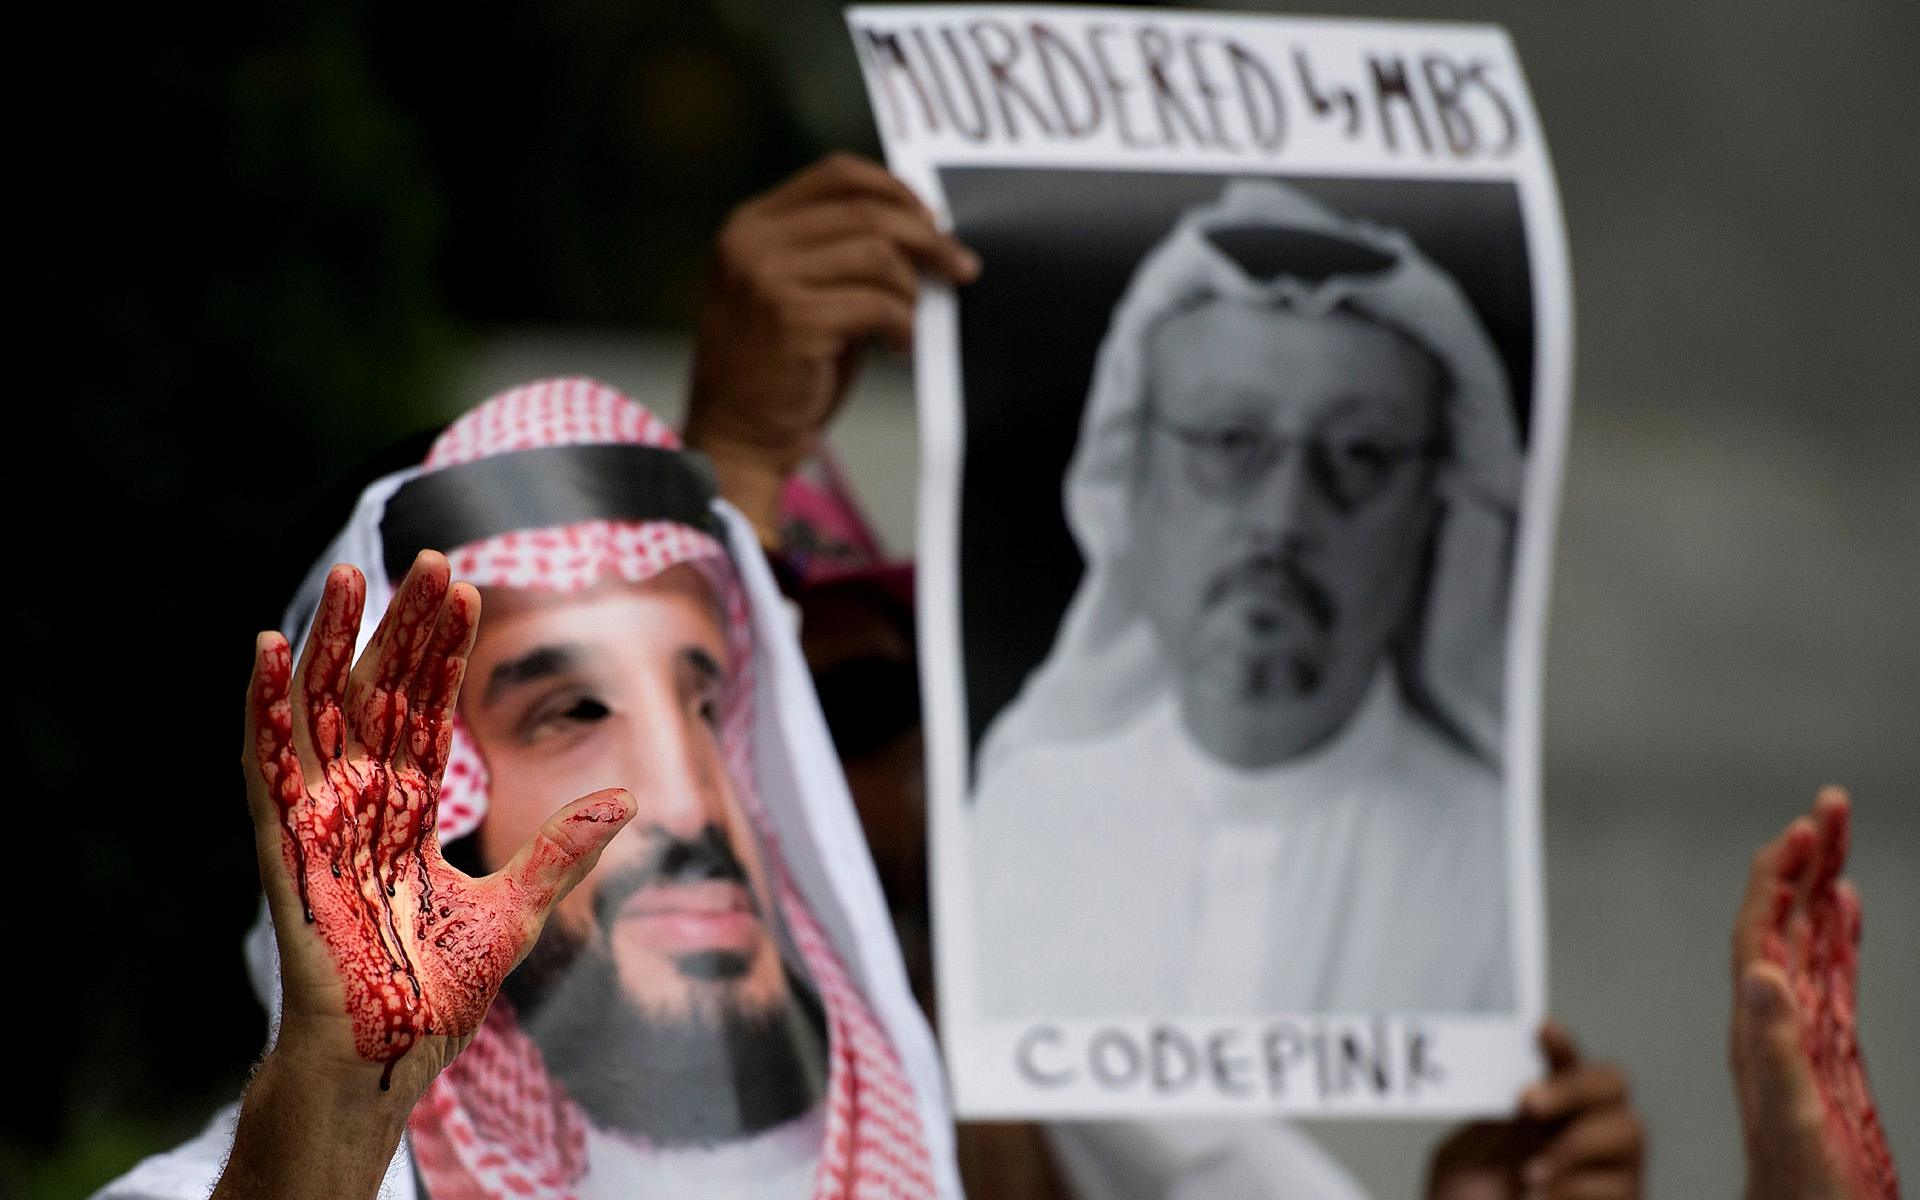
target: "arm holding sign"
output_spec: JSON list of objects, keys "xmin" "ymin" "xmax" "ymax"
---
[
  {"xmin": 685, "ymin": 151, "xmax": 1071, "ymax": 1200},
  {"xmin": 212, "ymin": 552, "xmax": 634, "ymax": 1200},
  {"xmin": 1731, "ymin": 788, "xmax": 1899, "ymax": 1200},
  {"xmin": 684, "ymin": 152, "xmax": 978, "ymax": 547}
]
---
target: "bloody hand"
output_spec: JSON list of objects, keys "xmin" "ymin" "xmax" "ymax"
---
[
  {"xmin": 244, "ymin": 552, "xmax": 634, "ymax": 1095},
  {"xmin": 1732, "ymin": 788, "xmax": 1900, "ymax": 1200}
]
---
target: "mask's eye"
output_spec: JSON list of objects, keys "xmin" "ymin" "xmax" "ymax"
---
[
  {"xmin": 562, "ymin": 698, "xmax": 610, "ymax": 722},
  {"xmin": 520, "ymin": 692, "xmax": 612, "ymax": 743}
]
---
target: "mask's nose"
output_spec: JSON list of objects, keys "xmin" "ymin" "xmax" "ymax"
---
[{"xmin": 607, "ymin": 692, "xmax": 731, "ymax": 845}]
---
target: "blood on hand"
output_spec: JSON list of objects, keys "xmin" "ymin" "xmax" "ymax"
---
[
  {"xmin": 1759, "ymin": 793, "xmax": 1901, "ymax": 1200},
  {"xmin": 249, "ymin": 554, "xmax": 629, "ymax": 1089}
]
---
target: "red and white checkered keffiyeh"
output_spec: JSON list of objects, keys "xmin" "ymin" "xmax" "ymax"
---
[{"xmin": 403, "ymin": 377, "xmax": 937, "ymax": 1200}]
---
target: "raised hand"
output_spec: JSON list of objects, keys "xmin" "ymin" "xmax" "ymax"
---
[
  {"xmin": 244, "ymin": 551, "xmax": 635, "ymax": 1096},
  {"xmin": 1732, "ymin": 788, "xmax": 1900, "ymax": 1200},
  {"xmin": 685, "ymin": 152, "xmax": 978, "ymax": 542}
]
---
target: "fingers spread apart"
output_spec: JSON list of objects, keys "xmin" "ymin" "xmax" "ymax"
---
[
  {"xmin": 247, "ymin": 631, "xmax": 304, "ymax": 816},
  {"xmin": 344, "ymin": 553, "xmax": 451, "ymax": 759},
  {"xmin": 292, "ymin": 563, "xmax": 366, "ymax": 770},
  {"xmin": 403, "ymin": 580, "xmax": 479, "ymax": 781},
  {"xmin": 265, "ymin": 552, "xmax": 480, "ymax": 852}
]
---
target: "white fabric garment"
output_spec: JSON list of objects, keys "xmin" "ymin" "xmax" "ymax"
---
[
  {"xmin": 576, "ymin": 1103, "xmax": 824, "ymax": 1200},
  {"xmin": 92, "ymin": 1104, "xmax": 419, "ymax": 1200},
  {"xmin": 93, "ymin": 1101, "xmax": 828, "ymax": 1200},
  {"xmin": 975, "ymin": 670, "xmax": 1511, "ymax": 1017},
  {"xmin": 1044, "ymin": 1120, "xmax": 1371, "ymax": 1200}
]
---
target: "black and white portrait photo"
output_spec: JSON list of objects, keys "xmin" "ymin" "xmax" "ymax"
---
[{"xmin": 961, "ymin": 171, "xmax": 1532, "ymax": 1020}]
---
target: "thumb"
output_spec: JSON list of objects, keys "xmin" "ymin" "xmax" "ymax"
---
[
  {"xmin": 1537, "ymin": 1017, "xmax": 1580, "ymax": 1075},
  {"xmin": 1735, "ymin": 960, "xmax": 1821, "ymax": 1134},
  {"xmin": 499, "ymin": 788, "xmax": 637, "ymax": 951}
]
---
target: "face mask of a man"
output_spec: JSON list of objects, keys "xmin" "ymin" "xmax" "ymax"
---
[{"xmin": 452, "ymin": 564, "xmax": 828, "ymax": 1146}]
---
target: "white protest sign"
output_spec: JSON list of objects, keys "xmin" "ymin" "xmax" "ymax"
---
[{"xmin": 849, "ymin": 4, "xmax": 1569, "ymax": 1119}]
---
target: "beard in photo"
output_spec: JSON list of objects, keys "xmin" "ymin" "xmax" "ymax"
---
[{"xmin": 1189, "ymin": 548, "xmax": 1337, "ymax": 701}]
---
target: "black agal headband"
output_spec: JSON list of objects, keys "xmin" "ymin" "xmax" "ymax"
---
[{"xmin": 379, "ymin": 443, "xmax": 724, "ymax": 583}]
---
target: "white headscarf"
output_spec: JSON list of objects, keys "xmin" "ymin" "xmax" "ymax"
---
[{"xmin": 977, "ymin": 180, "xmax": 1522, "ymax": 778}]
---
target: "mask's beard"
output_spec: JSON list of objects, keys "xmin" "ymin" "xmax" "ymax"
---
[
  {"xmin": 500, "ymin": 826, "xmax": 830, "ymax": 1148},
  {"xmin": 513, "ymin": 932, "xmax": 828, "ymax": 1147}
]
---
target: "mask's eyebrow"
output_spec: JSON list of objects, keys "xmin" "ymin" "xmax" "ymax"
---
[{"xmin": 483, "ymin": 644, "xmax": 580, "ymax": 709}]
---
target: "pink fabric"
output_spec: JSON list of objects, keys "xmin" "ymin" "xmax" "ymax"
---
[
  {"xmin": 776, "ymin": 450, "xmax": 915, "ymax": 610},
  {"xmin": 778, "ymin": 451, "xmax": 887, "ymax": 577},
  {"xmin": 404, "ymin": 376, "xmax": 934, "ymax": 1200}
]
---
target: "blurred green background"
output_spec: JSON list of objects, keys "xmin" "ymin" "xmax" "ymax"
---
[{"xmin": 12, "ymin": 2, "xmax": 1917, "ymax": 1198}]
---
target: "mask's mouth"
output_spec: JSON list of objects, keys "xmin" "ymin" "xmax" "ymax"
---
[
  {"xmin": 615, "ymin": 880, "xmax": 763, "ymax": 958},
  {"xmin": 593, "ymin": 825, "xmax": 766, "ymax": 961}
]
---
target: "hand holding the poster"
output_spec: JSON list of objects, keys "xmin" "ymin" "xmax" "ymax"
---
[
  {"xmin": 686, "ymin": 152, "xmax": 979, "ymax": 544},
  {"xmin": 1730, "ymin": 788, "xmax": 1899, "ymax": 1200},
  {"xmin": 215, "ymin": 553, "xmax": 635, "ymax": 1200},
  {"xmin": 1426, "ymin": 1022, "xmax": 1643, "ymax": 1200}
]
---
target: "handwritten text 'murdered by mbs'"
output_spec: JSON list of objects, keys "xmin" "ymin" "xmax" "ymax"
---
[{"xmin": 855, "ymin": 16, "xmax": 1521, "ymax": 161}]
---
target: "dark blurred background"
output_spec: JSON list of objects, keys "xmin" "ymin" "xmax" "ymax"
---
[{"xmin": 13, "ymin": 2, "xmax": 1916, "ymax": 1198}]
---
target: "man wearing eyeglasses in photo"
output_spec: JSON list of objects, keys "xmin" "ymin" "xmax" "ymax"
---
[{"xmin": 973, "ymin": 179, "xmax": 1527, "ymax": 1019}]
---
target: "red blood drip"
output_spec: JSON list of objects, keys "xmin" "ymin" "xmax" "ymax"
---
[{"xmin": 252, "ymin": 639, "xmax": 315, "ymax": 921}]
